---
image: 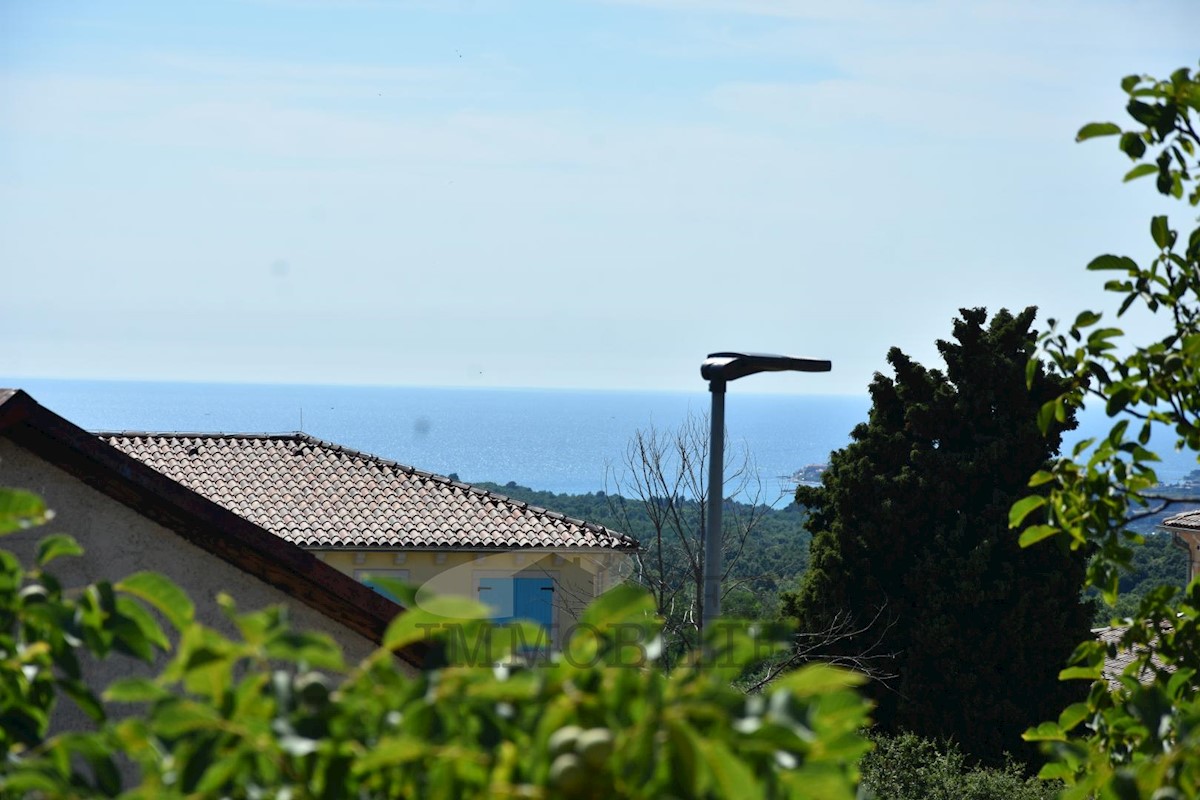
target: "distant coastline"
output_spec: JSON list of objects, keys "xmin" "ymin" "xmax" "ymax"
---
[
  {"xmin": 1, "ymin": 378, "xmax": 872, "ymax": 499},
  {"xmin": 8, "ymin": 378, "xmax": 1200, "ymax": 500}
]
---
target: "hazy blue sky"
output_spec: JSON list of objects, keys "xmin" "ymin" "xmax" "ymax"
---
[{"xmin": 1, "ymin": 1, "xmax": 1195, "ymax": 394}]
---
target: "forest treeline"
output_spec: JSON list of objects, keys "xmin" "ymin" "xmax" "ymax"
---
[{"xmin": 475, "ymin": 480, "xmax": 1191, "ymax": 628}]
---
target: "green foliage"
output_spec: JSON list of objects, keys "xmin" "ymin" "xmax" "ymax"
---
[
  {"xmin": 1013, "ymin": 64, "xmax": 1200, "ymax": 797},
  {"xmin": 0, "ymin": 488, "xmax": 51, "ymax": 534},
  {"xmin": 0, "ymin": 489, "xmax": 874, "ymax": 799},
  {"xmin": 859, "ymin": 732, "xmax": 1060, "ymax": 800},
  {"xmin": 0, "ymin": 487, "xmax": 179, "ymax": 795},
  {"xmin": 785, "ymin": 307, "xmax": 1093, "ymax": 766}
]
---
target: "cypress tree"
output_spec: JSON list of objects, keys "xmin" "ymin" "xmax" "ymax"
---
[{"xmin": 784, "ymin": 307, "xmax": 1092, "ymax": 765}]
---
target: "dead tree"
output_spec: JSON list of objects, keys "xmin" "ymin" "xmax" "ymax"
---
[{"xmin": 605, "ymin": 411, "xmax": 768, "ymax": 655}]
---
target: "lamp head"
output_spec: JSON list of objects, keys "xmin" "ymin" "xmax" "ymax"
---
[{"xmin": 701, "ymin": 352, "xmax": 831, "ymax": 383}]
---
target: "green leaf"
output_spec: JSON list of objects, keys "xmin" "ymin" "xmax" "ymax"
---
[
  {"xmin": 114, "ymin": 595, "xmax": 171, "ymax": 654},
  {"xmin": 1123, "ymin": 163, "xmax": 1158, "ymax": 182},
  {"xmin": 1058, "ymin": 665, "xmax": 1102, "ymax": 681},
  {"xmin": 698, "ymin": 739, "xmax": 764, "ymax": 800},
  {"xmin": 772, "ymin": 663, "xmax": 867, "ymax": 698},
  {"xmin": 1119, "ymin": 131, "xmax": 1146, "ymax": 159},
  {"xmin": 36, "ymin": 533, "xmax": 83, "ymax": 566},
  {"xmin": 351, "ymin": 736, "xmax": 428, "ymax": 772},
  {"xmin": 1107, "ymin": 419, "xmax": 1130, "ymax": 446},
  {"xmin": 116, "ymin": 572, "xmax": 194, "ymax": 631},
  {"xmin": 265, "ymin": 630, "xmax": 344, "ymax": 671},
  {"xmin": 1037, "ymin": 400, "xmax": 1056, "ymax": 435},
  {"xmin": 150, "ymin": 700, "xmax": 223, "ymax": 737},
  {"xmin": 57, "ymin": 678, "xmax": 106, "ymax": 723},
  {"xmin": 1027, "ymin": 470, "xmax": 1056, "ymax": 488},
  {"xmin": 104, "ymin": 678, "xmax": 171, "ymax": 704},
  {"xmin": 1150, "ymin": 215, "xmax": 1170, "ymax": 249},
  {"xmin": 1018, "ymin": 525, "xmax": 1058, "ymax": 548},
  {"xmin": 578, "ymin": 581, "xmax": 657, "ymax": 631},
  {"xmin": 1086, "ymin": 254, "xmax": 1136, "ymax": 271},
  {"xmin": 667, "ymin": 720, "xmax": 710, "ymax": 798},
  {"xmin": 1126, "ymin": 99, "xmax": 1159, "ymax": 127},
  {"xmin": 1038, "ymin": 762, "xmax": 1076, "ymax": 780},
  {"xmin": 1087, "ymin": 327, "xmax": 1123, "ymax": 347},
  {"xmin": 1106, "ymin": 385, "xmax": 1134, "ymax": 416},
  {"xmin": 1009, "ymin": 496, "xmax": 1046, "ymax": 528},
  {"xmin": 0, "ymin": 488, "xmax": 50, "ymax": 534},
  {"xmin": 0, "ymin": 772, "xmax": 62, "ymax": 795},
  {"xmin": 1074, "ymin": 310, "xmax": 1101, "ymax": 328},
  {"xmin": 362, "ymin": 576, "xmax": 416, "ymax": 606},
  {"xmin": 382, "ymin": 593, "xmax": 490, "ymax": 652},
  {"xmin": 1022, "ymin": 721, "xmax": 1065, "ymax": 742},
  {"xmin": 1057, "ymin": 702, "xmax": 1090, "ymax": 730},
  {"xmin": 194, "ymin": 756, "xmax": 245, "ymax": 793},
  {"xmin": 1076, "ymin": 121, "xmax": 1121, "ymax": 141}
]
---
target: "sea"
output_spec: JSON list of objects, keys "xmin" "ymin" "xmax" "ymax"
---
[{"xmin": 6, "ymin": 379, "xmax": 1200, "ymax": 503}]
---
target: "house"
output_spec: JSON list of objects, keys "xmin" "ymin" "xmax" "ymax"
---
[
  {"xmin": 1092, "ymin": 511, "xmax": 1200, "ymax": 690},
  {"xmin": 1159, "ymin": 509, "xmax": 1200, "ymax": 585},
  {"xmin": 0, "ymin": 389, "xmax": 425, "ymax": 701},
  {"xmin": 100, "ymin": 431, "xmax": 640, "ymax": 649}
]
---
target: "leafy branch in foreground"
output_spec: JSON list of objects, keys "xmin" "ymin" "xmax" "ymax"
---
[
  {"xmin": 0, "ymin": 487, "xmax": 873, "ymax": 799},
  {"xmin": 1013, "ymin": 64, "xmax": 1200, "ymax": 797}
]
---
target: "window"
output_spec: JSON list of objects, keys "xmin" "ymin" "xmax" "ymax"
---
[{"xmin": 477, "ymin": 576, "xmax": 554, "ymax": 628}]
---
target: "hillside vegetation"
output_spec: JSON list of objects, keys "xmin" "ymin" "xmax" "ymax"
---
[{"xmin": 473, "ymin": 481, "xmax": 811, "ymax": 619}]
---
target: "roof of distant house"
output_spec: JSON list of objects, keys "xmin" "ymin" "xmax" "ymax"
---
[
  {"xmin": 0, "ymin": 390, "xmax": 422, "ymax": 665},
  {"xmin": 1162, "ymin": 509, "xmax": 1200, "ymax": 530},
  {"xmin": 1096, "ymin": 623, "xmax": 1177, "ymax": 690},
  {"xmin": 101, "ymin": 432, "xmax": 640, "ymax": 552}
]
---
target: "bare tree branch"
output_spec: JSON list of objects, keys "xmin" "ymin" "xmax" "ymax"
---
[{"xmin": 744, "ymin": 603, "xmax": 900, "ymax": 694}]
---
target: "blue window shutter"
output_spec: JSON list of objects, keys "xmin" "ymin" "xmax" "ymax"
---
[{"xmin": 515, "ymin": 577, "xmax": 554, "ymax": 628}]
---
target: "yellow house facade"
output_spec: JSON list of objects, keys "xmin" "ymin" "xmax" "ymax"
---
[{"xmin": 318, "ymin": 548, "xmax": 629, "ymax": 649}]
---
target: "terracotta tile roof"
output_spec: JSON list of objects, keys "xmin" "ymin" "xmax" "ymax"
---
[
  {"xmin": 1096, "ymin": 624, "xmax": 1175, "ymax": 690},
  {"xmin": 100, "ymin": 432, "xmax": 639, "ymax": 552},
  {"xmin": 1163, "ymin": 509, "xmax": 1200, "ymax": 529}
]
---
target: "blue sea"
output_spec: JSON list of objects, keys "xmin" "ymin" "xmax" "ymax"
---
[{"xmin": 7, "ymin": 379, "xmax": 1200, "ymax": 501}]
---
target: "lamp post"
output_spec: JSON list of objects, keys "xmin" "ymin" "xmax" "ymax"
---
[{"xmin": 699, "ymin": 352, "xmax": 831, "ymax": 633}]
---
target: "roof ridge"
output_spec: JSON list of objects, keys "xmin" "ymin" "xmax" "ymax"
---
[
  {"xmin": 95, "ymin": 430, "xmax": 307, "ymax": 441},
  {"xmin": 98, "ymin": 430, "xmax": 639, "ymax": 550}
]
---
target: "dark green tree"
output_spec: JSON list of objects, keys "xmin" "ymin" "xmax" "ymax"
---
[{"xmin": 783, "ymin": 307, "xmax": 1093, "ymax": 766}]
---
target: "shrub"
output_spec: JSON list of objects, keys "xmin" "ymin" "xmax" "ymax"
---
[{"xmin": 859, "ymin": 732, "xmax": 1060, "ymax": 800}]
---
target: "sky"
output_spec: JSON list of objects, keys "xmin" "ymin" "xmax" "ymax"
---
[{"xmin": 1, "ymin": 1, "xmax": 1196, "ymax": 395}]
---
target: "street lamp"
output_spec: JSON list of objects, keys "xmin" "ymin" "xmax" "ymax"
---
[{"xmin": 699, "ymin": 352, "xmax": 831, "ymax": 632}]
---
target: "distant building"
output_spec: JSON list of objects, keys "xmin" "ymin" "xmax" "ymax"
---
[
  {"xmin": 1092, "ymin": 509, "xmax": 1200, "ymax": 690},
  {"xmin": 1160, "ymin": 509, "xmax": 1200, "ymax": 584},
  {"xmin": 103, "ymin": 432, "xmax": 639, "ymax": 650}
]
